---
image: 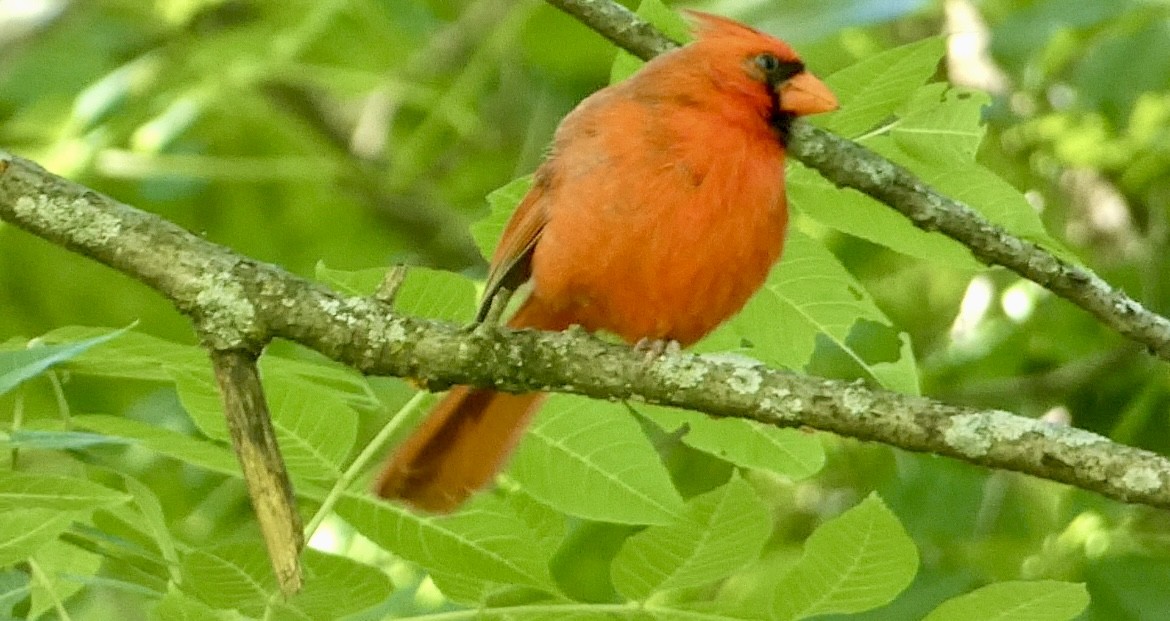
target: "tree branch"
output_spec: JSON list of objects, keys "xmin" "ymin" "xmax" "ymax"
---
[
  {"xmin": 2, "ymin": 152, "xmax": 1169, "ymax": 510},
  {"xmin": 210, "ymin": 349, "xmax": 302, "ymax": 595},
  {"xmin": 544, "ymin": 0, "xmax": 1170, "ymax": 362}
]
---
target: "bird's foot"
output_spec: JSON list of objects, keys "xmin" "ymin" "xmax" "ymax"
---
[{"xmin": 633, "ymin": 337, "xmax": 681, "ymax": 363}]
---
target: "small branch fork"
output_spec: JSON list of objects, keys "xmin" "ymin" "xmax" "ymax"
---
[{"xmin": 2, "ymin": 0, "xmax": 1169, "ymax": 592}]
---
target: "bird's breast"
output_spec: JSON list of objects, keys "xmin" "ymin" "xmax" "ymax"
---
[{"xmin": 528, "ymin": 123, "xmax": 788, "ymax": 346}]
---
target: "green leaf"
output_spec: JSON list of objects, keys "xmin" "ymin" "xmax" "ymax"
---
[
  {"xmin": 26, "ymin": 540, "xmax": 105, "ymax": 617},
  {"xmin": 609, "ymin": 0, "xmax": 692, "ymax": 83},
  {"xmin": 314, "ymin": 261, "xmax": 387, "ymax": 296},
  {"xmin": 39, "ymin": 327, "xmax": 205, "ymax": 381},
  {"xmin": 790, "ymin": 80, "xmax": 991, "ymax": 270},
  {"xmin": 700, "ymin": 231, "xmax": 920, "ymax": 395},
  {"xmin": 262, "ymin": 375, "xmax": 357, "ymax": 481},
  {"xmin": 335, "ymin": 493, "xmax": 558, "ymax": 593},
  {"xmin": 472, "ymin": 175, "xmax": 533, "ymax": 261},
  {"xmin": 0, "ymin": 570, "xmax": 30, "ymax": 619},
  {"xmin": 892, "ymin": 84, "xmax": 989, "ymax": 163},
  {"xmin": 858, "ymin": 135, "xmax": 1074, "ymax": 265},
  {"xmin": 180, "ymin": 543, "xmax": 273, "ymax": 615},
  {"xmin": 870, "ymin": 332, "xmax": 920, "ymax": 395},
  {"xmin": 0, "ymin": 472, "xmax": 129, "ymax": 512},
  {"xmin": 788, "ymin": 163, "xmax": 981, "ymax": 270},
  {"xmin": 184, "ymin": 547, "xmax": 384, "ymax": 619},
  {"xmin": 284, "ymin": 550, "xmax": 391, "ymax": 619},
  {"xmin": 636, "ymin": 404, "xmax": 825, "ymax": 480},
  {"xmin": 260, "ymin": 355, "xmax": 378, "ymax": 408},
  {"xmin": 172, "ymin": 370, "xmax": 358, "ymax": 481},
  {"xmin": 315, "ymin": 262, "xmax": 478, "ymax": 323},
  {"xmin": 427, "ymin": 494, "xmax": 565, "ymax": 604},
  {"xmin": 393, "ymin": 266, "xmax": 478, "ymax": 323},
  {"xmin": 72, "ymin": 414, "xmax": 240, "ymax": 476},
  {"xmin": 170, "ymin": 367, "xmax": 229, "ymax": 441},
  {"xmin": 922, "ymin": 580, "xmax": 1090, "ymax": 621},
  {"xmin": 27, "ymin": 539, "xmax": 102, "ymax": 620},
  {"xmin": 612, "ymin": 474, "xmax": 771, "ymax": 600},
  {"xmin": 1, "ymin": 429, "xmax": 130, "ymax": 450},
  {"xmin": 123, "ymin": 476, "xmax": 181, "ymax": 576},
  {"xmin": 507, "ymin": 491, "xmax": 568, "ymax": 559},
  {"xmin": 71, "ymin": 54, "xmax": 161, "ymax": 131},
  {"xmin": 426, "ymin": 569, "xmax": 496, "ymax": 606},
  {"xmin": 0, "ymin": 509, "xmax": 74, "ymax": 567},
  {"xmin": 892, "ymin": 153, "xmax": 1074, "ymax": 262},
  {"xmin": 817, "ymin": 37, "xmax": 946, "ymax": 137},
  {"xmin": 796, "ymin": 78, "xmax": 1073, "ymax": 269},
  {"xmin": 510, "ymin": 395, "xmax": 685, "ymax": 525},
  {"xmin": 151, "ymin": 591, "xmax": 229, "ymax": 621},
  {"xmin": 769, "ymin": 493, "xmax": 918, "ymax": 620},
  {"xmin": 0, "ymin": 325, "xmax": 132, "ymax": 396}
]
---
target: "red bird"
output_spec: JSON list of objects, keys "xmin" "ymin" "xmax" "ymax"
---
[{"xmin": 376, "ymin": 12, "xmax": 838, "ymax": 512}]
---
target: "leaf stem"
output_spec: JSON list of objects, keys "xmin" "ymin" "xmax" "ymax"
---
[{"xmin": 303, "ymin": 391, "xmax": 430, "ymax": 541}]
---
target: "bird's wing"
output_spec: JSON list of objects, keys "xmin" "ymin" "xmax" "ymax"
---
[{"xmin": 475, "ymin": 174, "xmax": 549, "ymax": 322}]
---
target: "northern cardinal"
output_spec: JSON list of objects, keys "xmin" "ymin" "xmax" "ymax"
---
[{"xmin": 376, "ymin": 12, "xmax": 837, "ymax": 512}]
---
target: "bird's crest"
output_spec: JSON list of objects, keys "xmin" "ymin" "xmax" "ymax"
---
[
  {"xmin": 686, "ymin": 11, "xmax": 760, "ymax": 38},
  {"xmin": 685, "ymin": 10, "xmax": 797, "ymax": 60}
]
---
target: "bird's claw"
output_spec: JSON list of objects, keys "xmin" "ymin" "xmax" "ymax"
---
[{"xmin": 633, "ymin": 337, "xmax": 681, "ymax": 363}]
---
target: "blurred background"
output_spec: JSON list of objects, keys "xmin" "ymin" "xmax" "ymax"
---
[{"xmin": 2, "ymin": 0, "xmax": 1170, "ymax": 618}]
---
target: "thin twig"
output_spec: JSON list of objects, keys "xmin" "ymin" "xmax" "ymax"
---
[
  {"xmin": 375, "ymin": 264, "xmax": 410, "ymax": 305},
  {"xmin": 303, "ymin": 391, "xmax": 429, "ymax": 541},
  {"xmin": 210, "ymin": 349, "xmax": 303, "ymax": 594}
]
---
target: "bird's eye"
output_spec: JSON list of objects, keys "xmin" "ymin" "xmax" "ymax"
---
[
  {"xmin": 752, "ymin": 52, "xmax": 804, "ymax": 84},
  {"xmin": 754, "ymin": 53, "xmax": 780, "ymax": 73}
]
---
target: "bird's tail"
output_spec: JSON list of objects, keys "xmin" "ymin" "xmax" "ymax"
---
[
  {"xmin": 373, "ymin": 298, "xmax": 566, "ymax": 512},
  {"xmin": 373, "ymin": 387, "xmax": 545, "ymax": 512}
]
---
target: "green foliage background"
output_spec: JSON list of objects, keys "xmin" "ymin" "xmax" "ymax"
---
[{"xmin": 1, "ymin": 0, "xmax": 1168, "ymax": 619}]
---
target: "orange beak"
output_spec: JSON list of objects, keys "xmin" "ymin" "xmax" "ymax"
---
[{"xmin": 778, "ymin": 72, "xmax": 838, "ymax": 117}]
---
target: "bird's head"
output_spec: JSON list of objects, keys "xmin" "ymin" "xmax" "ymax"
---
[{"xmin": 685, "ymin": 12, "xmax": 837, "ymax": 130}]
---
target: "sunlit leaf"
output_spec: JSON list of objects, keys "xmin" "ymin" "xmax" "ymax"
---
[
  {"xmin": 769, "ymin": 493, "xmax": 918, "ymax": 620},
  {"xmin": 393, "ymin": 266, "xmax": 478, "ymax": 323},
  {"xmin": 817, "ymin": 37, "xmax": 946, "ymax": 137},
  {"xmin": 284, "ymin": 550, "xmax": 391, "ymax": 619},
  {"xmin": 700, "ymin": 231, "xmax": 919, "ymax": 394},
  {"xmin": 0, "ymin": 509, "xmax": 74, "ymax": 567},
  {"xmin": 0, "ymin": 472, "xmax": 129, "ymax": 512},
  {"xmin": 637, "ymin": 404, "xmax": 824, "ymax": 479},
  {"xmin": 612, "ymin": 474, "xmax": 771, "ymax": 599},
  {"xmin": 335, "ymin": 493, "xmax": 558, "ymax": 593},
  {"xmin": 314, "ymin": 261, "xmax": 387, "ymax": 297},
  {"xmin": 923, "ymin": 580, "xmax": 1090, "ymax": 621},
  {"xmin": 315, "ymin": 262, "xmax": 477, "ymax": 323},
  {"xmin": 180, "ymin": 543, "xmax": 272, "ymax": 615},
  {"xmin": 788, "ymin": 162, "xmax": 981, "ymax": 269},
  {"xmin": 172, "ymin": 371, "xmax": 357, "ymax": 481},
  {"xmin": 510, "ymin": 395, "xmax": 685, "ymax": 524},
  {"xmin": 892, "ymin": 84, "xmax": 989, "ymax": 162},
  {"xmin": 150, "ymin": 591, "xmax": 227, "ymax": 621},
  {"xmin": 263, "ymin": 375, "xmax": 357, "ymax": 481}
]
